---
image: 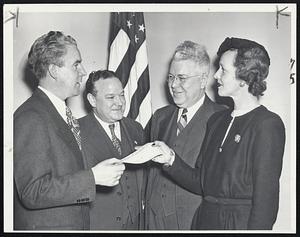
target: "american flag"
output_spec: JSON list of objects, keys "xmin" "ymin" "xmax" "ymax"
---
[{"xmin": 108, "ymin": 12, "xmax": 152, "ymax": 128}]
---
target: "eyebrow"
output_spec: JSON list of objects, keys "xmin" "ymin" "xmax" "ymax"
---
[
  {"xmin": 73, "ymin": 59, "xmax": 82, "ymax": 64},
  {"xmin": 105, "ymin": 91, "xmax": 124, "ymax": 96},
  {"xmin": 169, "ymin": 73, "xmax": 188, "ymax": 76}
]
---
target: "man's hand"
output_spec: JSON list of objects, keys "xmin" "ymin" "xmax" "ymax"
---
[
  {"xmin": 91, "ymin": 158, "xmax": 125, "ymax": 186},
  {"xmin": 151, "ymin": 141, "xmax": 175, "ymax": 166}
]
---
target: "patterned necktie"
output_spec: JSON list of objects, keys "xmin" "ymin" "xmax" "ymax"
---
[
  {"xmin": 66, "ymin": 106, "xmax": 81, "ymax": 150},
  {"xmin": 109, "ymin": 123, "xmax": 122, "ymax": 155},
  {"xmin": 177, "ymin": 108, "xmax": 188, "ymax": 135}
]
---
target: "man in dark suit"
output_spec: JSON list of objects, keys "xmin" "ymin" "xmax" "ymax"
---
[
  {"xmin": 14, "ymin": 31, "xmax": 125, "ymax": 230},
  {"xmin": 145, "ymin": 41, "xmax": 225, "ymax": 229},
  {"xmin": 79, "ymin": 70, "xmax": 145, "ymax": 230}
]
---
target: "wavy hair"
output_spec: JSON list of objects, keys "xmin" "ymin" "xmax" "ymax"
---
[
  {"xmin": 172, "ymin": 40, "xmax": 210, "ymax": 68},
  {"xmin": 85, "ymin": 70, "xmax": 118, "ymax": 96},
  {"xmin": 28, "ymin": 31, "xmax": 77, "ymax": 80},
  {"xmin": 233, "ymin": 47, "xmax": 270, "ymax": 96}
]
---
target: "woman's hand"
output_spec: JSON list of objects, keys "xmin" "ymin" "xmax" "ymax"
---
[{"xmin": 152, "ymin": 141, "xmax": 175, "ymax": 166}]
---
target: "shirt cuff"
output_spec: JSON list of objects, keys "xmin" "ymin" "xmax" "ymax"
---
[{"xmin": 163, "ymin": 148, "xmax": 175, "ymax": 167}]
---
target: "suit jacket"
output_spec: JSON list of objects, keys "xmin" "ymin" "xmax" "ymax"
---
[
  {"xmin": 79, "ymin": 113, "xmax": 145, "ymax": 230},
  {"xmin": 13, "ymin": 89, "xmax": 96, "ymax": 230},
  {"xmin": 145, "ymin": 95, "xmax": 225, "ymax": 230}
]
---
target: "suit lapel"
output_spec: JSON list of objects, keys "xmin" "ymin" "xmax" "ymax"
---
[
  {"xmin": 176, "ymin": 95, "xmax": 213, "ymax": 139},
  {"xmin": 85, "ymin": 113, "xmax": 121, "ymax": 160},
  {"xmin": 119, "ymin": 119, "xmax": 135, "ymax": 155},
  {"xmin": 33, "ymin": 89, "xmax": 83, "ymax": 162},
  {"xmin": 148, "ymin": 107, "xmax": 178, "ymax": 196},
  {"xmin": 157, "ymin": 107, "xmax": 178, "ymax": 146}
]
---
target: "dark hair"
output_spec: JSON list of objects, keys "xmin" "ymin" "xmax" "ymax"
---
[
  {"xmin": 85, "ymin": 70, "xmax": 119, "ymax": 96},
  {"xmin": 28, "ymin": 31, "xmax": 77, "ymax": 80},
  {"xmin": 217, "ymin": 37, "xmax": 270, "ymax": 96},
  {"xmin": 233, "ymin": 47, "xmax": 269, "ymax": 96}
]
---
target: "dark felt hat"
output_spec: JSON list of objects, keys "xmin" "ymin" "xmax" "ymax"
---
[{"xmin": 217, "ymin": 37, "xmax": 270, "ymax": 65}]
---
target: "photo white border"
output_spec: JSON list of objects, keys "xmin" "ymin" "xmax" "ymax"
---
[{"xmin": 3, "ymin": 3, "xmax": 296, "ymax": 234}]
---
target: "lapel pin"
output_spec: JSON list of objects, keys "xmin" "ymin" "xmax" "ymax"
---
[{"xmin": 234, "ymin": 134, "xmax": 241, "ymax": 143}]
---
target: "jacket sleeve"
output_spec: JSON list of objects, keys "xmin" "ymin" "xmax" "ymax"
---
[
  {"xmin": 161, "ymin": 113, "xmax": 219, "ymax": 195},
  {"xmin": 247, "ymin": 116, "xmax": 285, "ymax": 229},
  {"xmin": 163, "ymin": 153, "xmax": 203, "ymax": 195},
  {"xmin": 14, "ymin": 110, "xmax": 96, "ymax": 210}
]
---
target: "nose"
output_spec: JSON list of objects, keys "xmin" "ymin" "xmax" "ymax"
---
[
  {"xmin": 170, "ymin": 76, "xmax": 181, "ymax": 88},
  {"xmin": 78, "ymin": 64, "xmax": 87, "ymax": 77},
  {"xmin": 114, "ymin": 95, "xmax": 123, "ymax": 106},
  {"xmin": 213, "ymin": 68, "xmax": 221, "ymax": 81}
]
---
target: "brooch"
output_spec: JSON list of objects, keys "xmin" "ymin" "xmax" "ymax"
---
[{"xmin": 234, "ymin": 134, "xmax": 241, "ymax": 143}]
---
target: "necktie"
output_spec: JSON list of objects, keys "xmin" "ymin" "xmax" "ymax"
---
[
  {"xmin": 66, "ymin": 106, "xmax": 81, "ymax": 150},
  {"xmin": 109, "ymin": 123, "xmax": 122, "ymax": 155},
  {"xmin": 177, "ymin": 108, "xmax": 188, "ymax": 135}
]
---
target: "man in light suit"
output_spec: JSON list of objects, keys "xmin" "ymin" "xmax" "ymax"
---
[
  {"xmin": 79, "ymin": 70, "xmax": 145, "ymax": 230},
  {"xmin": 14, "ymin": 31, "xmax": 125, "ymax": 230},
  {"xmin": 145, "ymin": 41, "xmax": 225, "ymax": 229}
]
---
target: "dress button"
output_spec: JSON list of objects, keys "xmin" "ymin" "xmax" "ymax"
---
[
  {"xmin": 116, "ymin": 216, "xmax": 121, "ymax": 221},
  {"xmin": 162, "ymin": 194, "xmax": 166, "ymax": 198},
  {"xmin": 117, "ymin": 191, "xmax": 122, "ymax": 196}
]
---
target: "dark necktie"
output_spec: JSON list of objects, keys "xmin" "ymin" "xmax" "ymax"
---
[
  {"xmin": 109, "ymin": 123, "xmax": 122, "ymax": 155},
  {"xmin": 177, "ymin": 108, "xmax": 188, "ymax": 135},
  {"xmin": 66, "ymin": 106, "xmax": 81, "ymax": 150}
]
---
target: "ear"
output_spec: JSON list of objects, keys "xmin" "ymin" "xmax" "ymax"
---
[
  {"xmin": 200, "ymin": 73, "xmax": 208, "ymax": 89},
  {"xmin": 87, "ymin": 93, "xmax": 96, "ymax": 108},
  {"xmin": 48, "ymin": 64, "xmax": 58, "ymax": 80}
]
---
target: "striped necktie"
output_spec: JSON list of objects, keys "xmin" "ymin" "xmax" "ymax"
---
[
  {"xmin": 109, "ymin": 123, "xmax": 122, "ymax": 155},
  {"xmin": 66, "ymin": 106, "xmax": 81, "ymax": 150},
  {"xmin": 177, "ymin": 108, "xmax": 188, "ymax": 135}
]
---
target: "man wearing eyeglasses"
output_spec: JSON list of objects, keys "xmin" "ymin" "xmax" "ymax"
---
[{"xmin": 145, "ymin": 41, "xmax": 225, "ymax": 230}]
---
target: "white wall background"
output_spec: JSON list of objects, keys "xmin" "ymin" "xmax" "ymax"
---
[{"xmin": 7, "ymin": 6, "xmax": 295, "ymax": 232}]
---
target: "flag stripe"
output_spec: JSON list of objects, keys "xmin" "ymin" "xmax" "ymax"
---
[
  {"xmin": 108, "ymin": 29, "xmax": 130, "ymax": 72},
  {"xmin": 123, "ymin": 40, "xmax": 149, "ymax": 116},
  {"xmin": 115, "ymin": 44, "xmax": 136, "ymax": 87},
  {"xmin": 128, "ymin": 67, "xmax": 150, "ymax": 119},
  {"xmin": 137, "ymin": 92, "xmax": 152, "ymax": 127},
  {"xmin": 134, "ymin": 40, "xmax": 148, "ymax": 78}
]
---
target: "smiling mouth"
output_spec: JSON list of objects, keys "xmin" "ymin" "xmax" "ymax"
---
[
  {"xmin": 112, "ymin": 108, "xmax": 122, "ymax": 112},
  {"xmin": 173, "ymin": 91, "xmax": 183, "ymax": 96}
]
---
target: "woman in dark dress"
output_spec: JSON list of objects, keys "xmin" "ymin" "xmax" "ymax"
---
[{"xmin": 152, "ymin": 37, "xmax": 285, "ymax": 230}]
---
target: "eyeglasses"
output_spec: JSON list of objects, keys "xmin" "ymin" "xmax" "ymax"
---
[{"xmin": 167, "ymin": 74, "xmax": 201, "ymax": 84}]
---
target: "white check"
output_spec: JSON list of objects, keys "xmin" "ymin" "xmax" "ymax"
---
[{"xmin": 121, "ymin": 142, "xmax": 163, "ymax": 164}]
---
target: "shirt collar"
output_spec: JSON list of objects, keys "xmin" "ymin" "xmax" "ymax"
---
[
  {"xmin": 93, "ymin": 113, "xmax": 121, "ymax": 140},
  {"xmin": 38, "ymin": 86, "xmax": 67, "ymax": 122},
  {"xmin": 178, "ymin": 95, "xmax": 205, "ymax": 124}
]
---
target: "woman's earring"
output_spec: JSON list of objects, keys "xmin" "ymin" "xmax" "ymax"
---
[{"xmin": 239, "ymin": 81, "xmax": 245, "ymax": 87}]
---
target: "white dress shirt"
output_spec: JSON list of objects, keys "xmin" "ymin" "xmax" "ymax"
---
[
  {"xmin": 93, "ymin": 113, "xmax": 121, "ymax": 141},
  {"xmin": 38, "ymin": 86, "xmax": 68, "ymax": 123},
  {"xmin": 177, "ymin": 95, "xmax": 205, "ymax": 124}
]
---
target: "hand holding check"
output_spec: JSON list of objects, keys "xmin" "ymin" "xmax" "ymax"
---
[{"xmin": 121, "ymin": 141, "xmax": 175, "ymax": 166}]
